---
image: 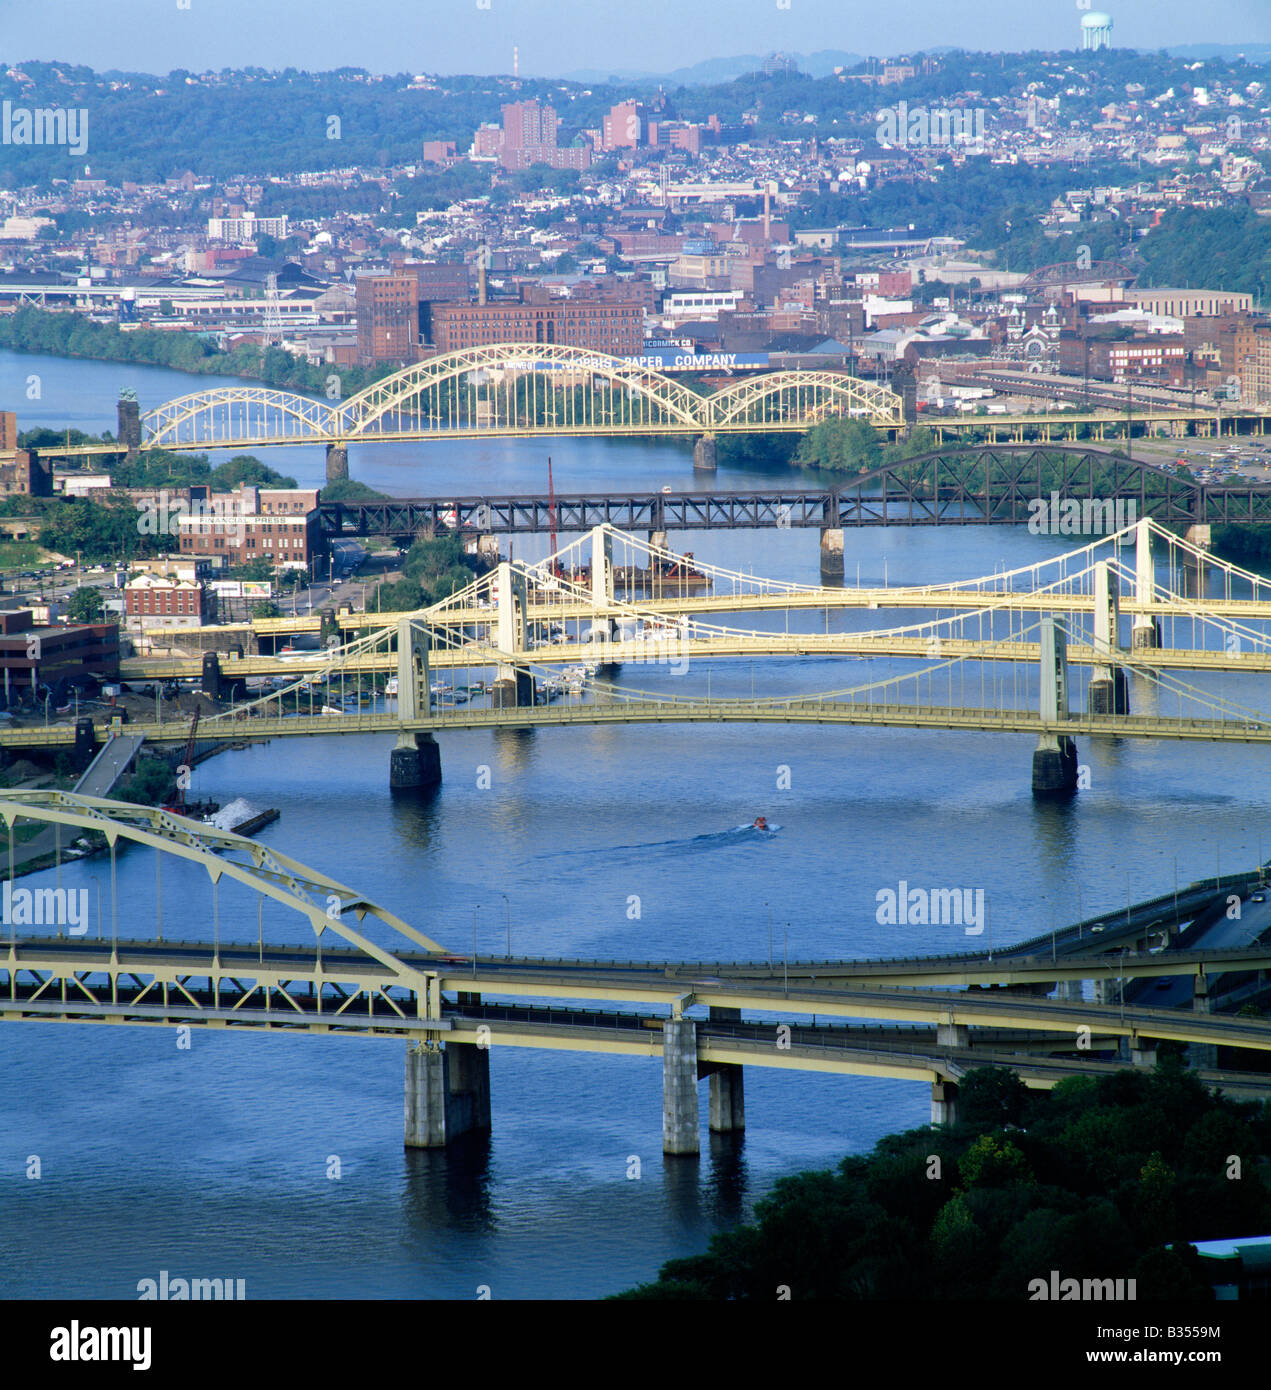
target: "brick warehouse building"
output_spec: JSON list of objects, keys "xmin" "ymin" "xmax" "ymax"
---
[
  {"xmin": 177, "ymin": 486, "xmax": 323, "ymax": 569},
  {"xmin": 429, "ymin": 298, "xmax": 644, "ymax": 355},
  {"xmin": 124, "ymin": 573, "xmax": 217, "ymax": 630}
]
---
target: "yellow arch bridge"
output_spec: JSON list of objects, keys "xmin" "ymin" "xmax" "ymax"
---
[{"xmin": 138, "ymin": 343, "xmax": 905, "ymax": 452}]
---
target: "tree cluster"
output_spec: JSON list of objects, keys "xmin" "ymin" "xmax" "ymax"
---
[{"xmin": 616, "ymin": 1062, "xmax": 1270, "ymax": 1300}]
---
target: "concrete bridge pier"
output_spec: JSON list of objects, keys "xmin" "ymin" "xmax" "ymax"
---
[
  {"xmin": 663, "ymin": 1017, "xmax": 700, "ymax": 1156},
  {"xmin": 819, "ymin": 527, "xmax": 845, "ymax": 579},
  {"xmin": 404, "ymin": 1041, "xmax": 491, "ymax": 1148},
  {"xmin": 1130, "ymin": 1037, "xmax": 1158, "ymax": 1068},
  {"xmin": 1032, "ymin": 736, "xmax": 1078, "ymax": 795},
  {"xmin": 476, "ymin": 533, "xmax": 502, "ymax": 567},
  {"xmin": 390, "ymin": 732, "xmax": 442, "ymax": 790},
  {"xmin": 325, "ymin": 443, "xmax": 349, "ymax": 483},
  {"xmin": 708, "ymin": 1066, "xmax": 745, "ymax": 1133},
  {"xmin": 1190, "ymin": 974, "xmax": 1218, "ymax": 1070},
  {"xmin": 692, "ymin": 434, "xmax": 717, "ymax": 473},
  {"xmin": 1088, "ymin": 560, "xmax": 1129, "ymax": 715},
  {"xmin": 930, "ymin": 1079, "xmax": 959, "ymax": 1126},
  {"xmin": 706, "ymin": 1006, "xmax": 745, "ymax": 1134},
  {"xmin": 936, "ymin": 1022, "xmax": 969, "ymax": 1049},
  {"xmin": 649, "ymin": 530, "xmax": 669, "ymax": 554},
  {"xmin": 491, "ymin": 671, "xmax": 535, "ymax": 709}
]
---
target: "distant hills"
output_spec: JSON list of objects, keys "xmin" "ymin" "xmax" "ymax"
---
[
  {"xmin": 561, "ymin": 41, "xmax": 1271, "ymax": 86},
  {"xmin": 560, "ymin": 49, "xmax": 867, "ymax": 86},
  {"xmin": 1164, "ymin": 42, "xmax": 1271, "ymax": 62}
]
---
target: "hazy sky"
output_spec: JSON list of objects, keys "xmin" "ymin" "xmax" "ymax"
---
[{"xmin": 2, "ymin": 0, "xmax": 1269, "ymax": 77}]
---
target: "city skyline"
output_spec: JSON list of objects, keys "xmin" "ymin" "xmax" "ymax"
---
[{"xmin": 3, "ymin": 0, "xmax": 1271, "ymax": 79}]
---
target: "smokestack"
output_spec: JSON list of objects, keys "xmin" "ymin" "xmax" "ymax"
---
[
  {"xmin": 513, "ymin": 46, "xmax": 519, "ymax": 80},
  {"xmin": 763, "ymin": 181, "xmax": 771, "ymax": 242},
  {"xmin": 478, "ymin": 247, "xmax": 488, "ymax": 306}
]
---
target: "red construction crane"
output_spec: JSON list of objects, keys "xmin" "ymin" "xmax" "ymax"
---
[
  {"xmin": 174, "ymin": 711, "xmax": 199, "ymax": 812},
  {"xmin": 547, "ymin": 455, "xmax": 558, "ymax": 572}
]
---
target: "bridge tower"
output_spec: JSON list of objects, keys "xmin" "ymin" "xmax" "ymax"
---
[
  {"xmin": 589, "ymin": 526, "xmax": 618, "ymax": 667},
  {"xmin": 492, "ymin": 561, "xmax": 535, "ymax": 709},
  {"xmin": 389, "ymin": 617, "xmax": 442, "ymax": 790},
  {"xmin": 891, "ymin": 359, "xmax": 918, "ymax": 428},
  {"xmin": 820, "ymin": 489, "xmax": 844, "ymax": 580},
  {"xmin": 1087, "ymin": 560, "xmax": 1129, "ymax": 715},
  {"xmin": 1032, "ymin": 613, "xmax": 1079, "ymax": 796},
  {"xmin": 1131, "ymin": 517, "xmax": 1161, "ymax": 650},
  {"xmin": 116, "ymin": 390, "xmax": 142, "ymax": 461}
]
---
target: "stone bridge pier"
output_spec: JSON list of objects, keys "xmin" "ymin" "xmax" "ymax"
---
[
  {"xmin": 325, "ymin": 443, "xmax": 349, "ymax": 483},
  {"xmin": 1032, "ymin": 614, "xmax": 1079, "ymax": 796},
  {"xmin": 819, "ymin": 527, "xmax": 845, "ymax": 579}
]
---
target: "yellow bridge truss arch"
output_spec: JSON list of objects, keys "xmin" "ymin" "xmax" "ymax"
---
[
  {"xmin": 140, "ymin": 344, "xmax": 903, "ymax": 449},
  {"xmin": 0, "ymin": 789, "xmax": 444, "ymax": 960}
]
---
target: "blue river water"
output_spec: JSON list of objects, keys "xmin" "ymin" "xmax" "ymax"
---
[{"xmin": 1, "ymin": 351, "xmax": 1270, "ymax": 1299}]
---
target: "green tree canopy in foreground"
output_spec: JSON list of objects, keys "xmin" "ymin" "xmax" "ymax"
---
[{"xmin": 613, "ymin": 1061, "xmax": 1270, "ymax": 1300}]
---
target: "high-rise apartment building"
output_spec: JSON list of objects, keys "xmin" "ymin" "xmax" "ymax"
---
[
  {"xmin": 603, "ymin": 101, "xmax": 644, "ymax": 150},
  {"xmin": 502, "ymin": 99, "xmax": 559, "ymax": 150},
  {"xmin": 493, "ymin": 99, "xmax": 591, "ymax": 171}
]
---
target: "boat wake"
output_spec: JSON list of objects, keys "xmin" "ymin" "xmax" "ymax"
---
[{"xmin": 534, "ymin": 824, "xmax": 780, "ymax": 864}]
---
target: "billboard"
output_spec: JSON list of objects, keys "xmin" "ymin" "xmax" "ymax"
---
[
  {"xmin": 212, "ymin": 580, "xmax": 273, "ymax": 599},
  {"xmin": 629, "ymin": 350, "xmax": 770, "ymax": 371}
]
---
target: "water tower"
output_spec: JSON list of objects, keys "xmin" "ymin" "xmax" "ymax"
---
[{"xmin": 1081, "ymin": 10, "xmax": 1113, "ymax": 50}]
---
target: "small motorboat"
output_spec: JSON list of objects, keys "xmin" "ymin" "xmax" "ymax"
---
[{"xmin": 752, "ymin": 816, "xmax": 769, "ymax": 831}]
